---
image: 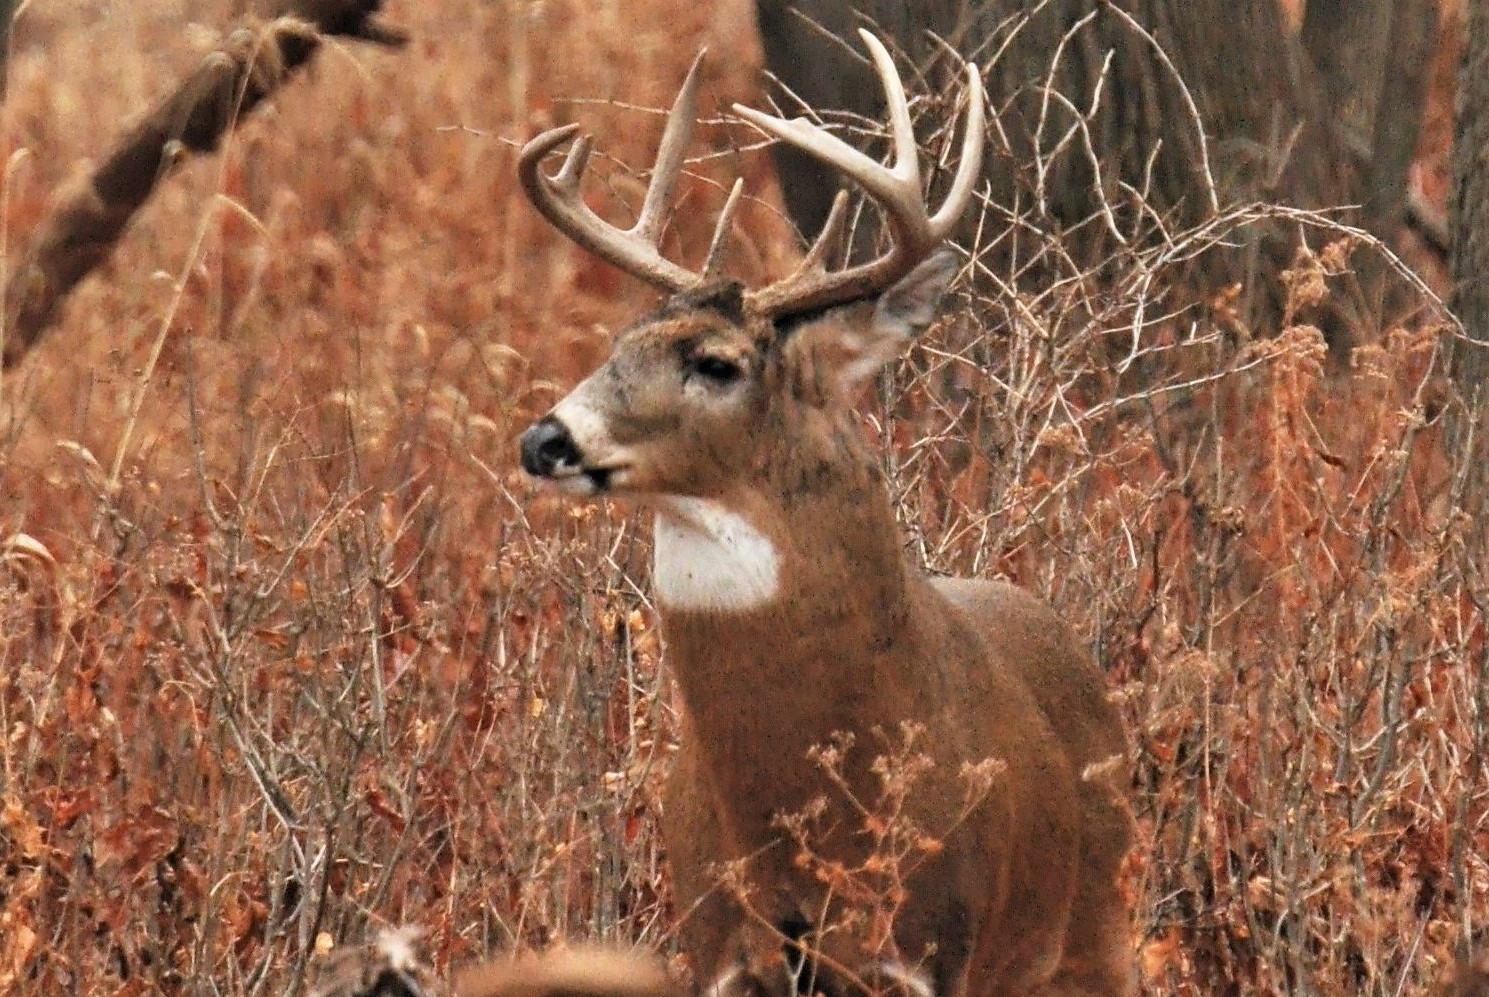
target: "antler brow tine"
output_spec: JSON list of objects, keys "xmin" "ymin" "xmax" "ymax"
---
[{"xmin": 701, "ymin": 178, "xmax": 746, "ymax": 282}]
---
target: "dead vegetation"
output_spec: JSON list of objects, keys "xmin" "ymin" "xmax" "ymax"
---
[{"xmin": 0, "ymin": 1, "xmax": 1484, "ymax": 996}]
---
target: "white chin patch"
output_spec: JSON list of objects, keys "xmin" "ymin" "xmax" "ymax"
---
[
  {"xmin": 653, "ymin": 498, "xmax": 780, "ymax": 613},
  {"xmin": 549, "ymin": 472, "xmax": 597, "ymax": 496}
]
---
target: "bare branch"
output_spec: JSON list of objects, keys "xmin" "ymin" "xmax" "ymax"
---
[{"xmin": 1, "ymin": 0, "xmax": 406, "ymax": 369}]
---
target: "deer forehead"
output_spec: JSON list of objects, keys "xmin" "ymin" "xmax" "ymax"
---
[{"xmin": 612, "ymin": 309, "xmax": 766, "ymax": 364}]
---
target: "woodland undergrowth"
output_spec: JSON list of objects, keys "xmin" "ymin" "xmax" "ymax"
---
[{"xmin": 0, "ymin": 2, "xmax": 1483, "ymax": 995}]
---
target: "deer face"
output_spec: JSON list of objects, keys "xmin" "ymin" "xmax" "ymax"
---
[
  {"xmin": 512, "ymin": 25, "xmax": 980, "ymax": 505},
  {"xmin": 519, "ymin": 252, "xmax": 958, "ymax": 503},
  {"xmin": 519, "ymin": 284, "xmax": 772, "ymax": 500}
]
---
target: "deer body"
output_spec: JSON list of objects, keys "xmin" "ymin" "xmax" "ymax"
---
[
  {"xmin": 646, "ymin": 363, "xmax": 1129, "ymax": 997},
  {"xmin": 515, "ymin": 32, "xmax": 1134, "ymax": 997}
]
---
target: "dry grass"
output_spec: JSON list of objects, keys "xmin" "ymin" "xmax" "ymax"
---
[{"xmin": 0, "ymin": 1, "xmax": 1485, "ymax": 995}]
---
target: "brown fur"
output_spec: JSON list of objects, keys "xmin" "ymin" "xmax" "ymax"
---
[
  {"xmin": 456, "ymin": 947, "xmax": 678, "ymax": 997},
  {"xmin": 522, "ymin": 258, "xmax": 1136, "ymax": 997}
]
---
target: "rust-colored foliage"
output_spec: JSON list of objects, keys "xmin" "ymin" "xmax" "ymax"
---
[
  {"xmin": 1, "ymin": 0, "xmax": 406, "ymax": 368},
  {"xmin": 0, "ymin": 1, "xmax": 1482, "ymax": 995}
]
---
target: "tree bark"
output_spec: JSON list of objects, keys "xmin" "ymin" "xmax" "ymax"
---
[
  {"xmin": 0, "ymin": 0, "xmax": 17, "ymax": 100},
  {"xmin": 1449, "ymin": 0, "xmax": 1489, "ymax": 456},
  {"xmin": 1361, "ymin": 0, "xmax": 1437, "ymax": 240},
  {"xmin": 0, "ymin": 0, "xmax": 405, "ymax": 369},
  {"xmin": 1302, "ymin": 0, "xmax": 1438, "ymax": 242},
  {"xmin": 1300, "ymin": 0, "xmax": 1389, "ymax": 145}
]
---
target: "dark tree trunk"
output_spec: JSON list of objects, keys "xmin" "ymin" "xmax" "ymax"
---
[
  {"xmin": 1449, "ymin": 0, "xmax": 1489, "ymax": 457},
  {"xmin": 754, "ymin": 0, "xmax": 1436, "ymax": 340},
  {"xmin": 1300, "ymin": 0, "xmax": 1390, "ymax": 145},
  {"xmin": 1302, "ymin": 0, "xmax": 1438, "ymax": 241},
  {"xmin": 0, "ymin": 0, "xmax": 17, "ymax": 99},
  {"xmin": 1360, "ymin": 0, "xmax": 1437, "ymax": 239}
]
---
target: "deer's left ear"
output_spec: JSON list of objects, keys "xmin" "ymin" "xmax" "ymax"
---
[
  {"xmin": 782, "ymin": 250, "xmax": 960, "ymax": 406},
  {"xmin": 841, "ymin": 249, "xmax": 959, "ymax": 392}
]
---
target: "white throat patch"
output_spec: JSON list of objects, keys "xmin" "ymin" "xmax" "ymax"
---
[{"xmin": 653, "ymin": 498, "xmax": 780, "ymax": 612}]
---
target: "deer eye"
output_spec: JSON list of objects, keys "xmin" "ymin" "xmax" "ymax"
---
[{"xmin": 690, "ymin": 354, "xmax": 743, "ymax": 385}]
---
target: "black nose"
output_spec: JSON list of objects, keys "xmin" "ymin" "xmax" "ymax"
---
[{"xmin": 520, "ymin": 416, "xmax": 583, "ymax": 477}]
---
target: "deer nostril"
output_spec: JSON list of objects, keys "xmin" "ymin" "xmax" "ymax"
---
[{"xmin": 519, "ymin": 416, "xmax": 583, "ymax": 477}]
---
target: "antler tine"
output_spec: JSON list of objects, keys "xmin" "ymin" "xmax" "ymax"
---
[
  {"xmin": 701, "ymin": 178, "xmax": 745, "ymax": 282},
  {"xmin": 932, "ymin": 53, "xmax": 986, "ymax": 233},
  {"xmin": 866, "ymin": 31, "xmax": 921, "ymax": 187},
  {"xmin": 635, "ymin": 50, "xmax": 707, "ymax": 244},
  {"xmin": 733, "ymin": 29, "xmax": 985, "ymax": 320},
  {"xmin": 798, "ymin": 190, "xmax": 851, "ymax": 273},
  {"xmin": 516, "ymin": 51, "xmax": 713, "ymax": 294}
]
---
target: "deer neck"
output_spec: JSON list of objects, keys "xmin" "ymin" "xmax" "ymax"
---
[{"xmin": 651, "ymin": 414, "xmax": 917, "ymax": 731}]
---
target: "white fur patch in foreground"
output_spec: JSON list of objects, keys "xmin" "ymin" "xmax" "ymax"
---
[
  {"xmin": 863, "ymin": 961, "xmax": 937, "ymax": 997},
  {"xmin": 654, "ymin": 498, "xmax": 780, "ymax": 612}
]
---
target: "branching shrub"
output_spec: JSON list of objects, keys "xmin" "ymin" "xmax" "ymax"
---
[{"xmin": 0, "ymin": 3, "xmax": 1481, "ymax": 996}]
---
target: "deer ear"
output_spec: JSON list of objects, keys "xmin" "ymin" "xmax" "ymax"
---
[
  {"xmin": 782, "ymin": 250, "xmax": 959, "ymax": 406},
  {"xmin": 836, "ymin": 249, "xmax": 959, "ymax": 392}
]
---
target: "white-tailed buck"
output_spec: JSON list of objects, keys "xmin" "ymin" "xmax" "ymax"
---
[{"xmin": 514, "ymin": 31, "xmax": 1134, "ymax": 997}]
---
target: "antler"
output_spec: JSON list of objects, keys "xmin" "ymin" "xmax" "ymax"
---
[
  {"xmin": 736, "ymin": 29, "xmax": 985, "ymax": 320},
  {"xmin": 517, "ymin": 32, "xmax": 983, "ymax": 315},
  {"xmin": 517, "ymin": 52, "xmax": 742, "ymax": 294}
]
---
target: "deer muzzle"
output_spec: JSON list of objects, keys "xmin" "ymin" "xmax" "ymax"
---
[{"xmin": 519, "ymin": 416, "xmax": 584, "ymax": 479}]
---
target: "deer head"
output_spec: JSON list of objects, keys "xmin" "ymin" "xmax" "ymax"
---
[{"xmin": 517, "ymin": 30, "xmax": 983, "ymax": 513}]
